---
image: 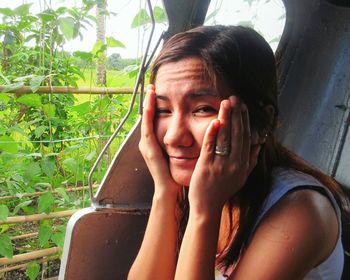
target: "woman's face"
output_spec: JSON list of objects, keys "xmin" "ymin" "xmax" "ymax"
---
[{"xmin": 154, "ymin": 57, "xmax": 226, "ymax": 186}]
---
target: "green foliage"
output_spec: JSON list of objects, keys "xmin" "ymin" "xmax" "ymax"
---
[
  {"xmin": 38, "ymin": 193, "xmax": 55, "ymax": 214},
  {"xmin": 26, "ymin": 261, "xmax": 40, "ymax": 280},
  {"xmin": 0, "ymin": 204, "xmax": 9, "ymax": 221},
  {"xmin": 0, "ymin": 2, "xmax": 141, "ymax": 274},
  {"xmin": 0, "ymin": 233, "xmax": 13, "ymax": 258},
  {"xmin": 131, "ymin": 6, "xmax": 166, "ymax": 28}
]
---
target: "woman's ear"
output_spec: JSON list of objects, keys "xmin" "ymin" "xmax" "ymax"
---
[{"xmin": 259, "ymin": 104, "xmax": 275, "ymax": 144}]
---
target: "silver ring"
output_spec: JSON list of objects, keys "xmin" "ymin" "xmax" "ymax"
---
[{"xmin": 215, "ymin": 145, "xmax": 230, "ymax": 156}]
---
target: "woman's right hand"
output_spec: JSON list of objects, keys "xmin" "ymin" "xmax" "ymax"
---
[{"xmin": 139, "ymin": 84, "xmax": 180, "ymax": 197}]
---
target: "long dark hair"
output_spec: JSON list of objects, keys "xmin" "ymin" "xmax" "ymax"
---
[{"xmin": 150, "ymin": 25, "xmax": 347, "ymax": 271}]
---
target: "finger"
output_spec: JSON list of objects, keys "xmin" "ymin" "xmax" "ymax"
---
[
  {"xmin": 141, "ymin": 85, "xmax": 156, "ymax": 140},
  {"xmin": 240, "ymin": 103, "xmax": 251, "ymax": 164},
  {"xmin": 198, "ymin": 119, "xmax": 220, "ymax": 163},
  {"xmin": 215, "ymin": 100, "xmax": 231, "ymax": 159},
  {"xmin": 229, "ymin": 96, "xmax": 243, "ymax": 161}
]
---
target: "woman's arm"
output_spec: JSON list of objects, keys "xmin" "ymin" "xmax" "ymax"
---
[
  {"xmin": 175, "ymin": 97, "xmax": 260, "ymax": 280},
  {"xmin": 128, "ymin": 85, "xmax": 181, "ymax": 280},
  {"xmin": 229, "ymin": 189, "xmax": 339, "ymax": 280}
]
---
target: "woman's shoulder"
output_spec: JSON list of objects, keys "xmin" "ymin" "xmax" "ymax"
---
[{"xmin": 230, "ymin": 181, "xmax": 341, "ymax": 279}]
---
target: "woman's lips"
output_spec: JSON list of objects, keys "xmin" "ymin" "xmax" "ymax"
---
[{"xmin": 169, "ymin": 156, "xmax": 198, "ymax": 165}]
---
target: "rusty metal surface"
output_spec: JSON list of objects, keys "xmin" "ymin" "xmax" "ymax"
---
[
  {"xmin": 277, "ymin": 0, "xmax": 350, "ymax": 189},
  {"xmin": 162, "ymin": 0, "xmax": 211, "ymax": 40},
  {"xmin": 59, "ymin": 208, "xmax": 149, "ymax": 280},
  {"xmin": 93, "ymin": 120, "xmax": 154, "ymax": 205}
]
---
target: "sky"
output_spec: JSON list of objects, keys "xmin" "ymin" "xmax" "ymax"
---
[{"xmin": 1, "ymin": 0, "xmax": 286, "ymax": 58}]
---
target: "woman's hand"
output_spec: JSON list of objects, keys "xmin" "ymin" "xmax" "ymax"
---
[
  {"xmin": 188, "ymin": 96, "xmax": 261, "ymax": 214},
  {"xmin": 139, "ymin": 84, "xmax": 180, "ymax": 197}
]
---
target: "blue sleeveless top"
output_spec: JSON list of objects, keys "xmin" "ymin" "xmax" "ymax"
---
[{"xmin": 216, "ymin": 167, "xmax": 344, "ymax": 279}]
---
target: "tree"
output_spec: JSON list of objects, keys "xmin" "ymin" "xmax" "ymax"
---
[{"xmin": 96, "ymin": 0, "xmax": 107, "ymax": 85}]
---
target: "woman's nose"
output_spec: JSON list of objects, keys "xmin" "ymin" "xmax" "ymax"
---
[{"xmin": 163, "ymin": 116, "xmax": 193, "ymax": 148}]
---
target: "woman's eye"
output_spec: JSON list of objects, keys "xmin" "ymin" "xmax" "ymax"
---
[
  {"xmin": 194, "ymin": 106, "xmax": 218, "ymax": 115},
  {"xmin": 155, "ymin": 108, "xmax": 171, "ymax": 115}
]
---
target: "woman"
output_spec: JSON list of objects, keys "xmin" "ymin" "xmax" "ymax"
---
[{"xmin": 128, "ymin": 25, "xmax": 346, "ymax": 279}]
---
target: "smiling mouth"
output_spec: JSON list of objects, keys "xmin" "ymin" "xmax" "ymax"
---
[{"xmin": 169, "ymin": 156, "xmax": 198, "ymax": 163}]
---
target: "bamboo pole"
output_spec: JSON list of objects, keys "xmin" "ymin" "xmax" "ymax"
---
[
  {"xmin": 11, "ymin": 232, "xmax": 38, "ymax": 241},
  {"xmin": 0, "ymin": 247, "xmax": 59, "ymax": 265},
  {"xmin": 0, "ymin": 85, "xmax": 136, "ymax": 95},
  {"xmin": 0, "ymin": 255, "xmax": 58, "ymax": 274},
  {"xmin": 0, "ymin": 209, "xmax": 79, "ymax": 225},
  {"xmin": 0, "ymin": 185, "xmax": 98, "ymax": 201}
]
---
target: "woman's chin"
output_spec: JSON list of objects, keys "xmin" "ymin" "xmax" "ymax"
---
[{"xmin": 170, "ymin": 170, "xmax": 192, "ymax": 187}]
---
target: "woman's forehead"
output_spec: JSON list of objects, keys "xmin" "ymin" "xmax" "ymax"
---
[
  {"xmin": 154, "ymin": 57, "xmax": 231, "ymax": 99},
  {"xmin": 155, "ymin": 57, "xmax": 210, "ymax": 83}
]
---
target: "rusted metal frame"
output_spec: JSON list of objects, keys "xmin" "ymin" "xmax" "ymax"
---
[{"xmin": 87, "ymin": 0, "xmax": 162, "ymax": 208}]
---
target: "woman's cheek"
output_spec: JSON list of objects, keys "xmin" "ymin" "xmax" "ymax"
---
[{"xmin": 194, "ymin": 118, "xmax": 216, "ymax": 149}]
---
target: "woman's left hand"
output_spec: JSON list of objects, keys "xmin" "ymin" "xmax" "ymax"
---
[{"xmin": 188, "ymin": 96, "xmax": 261, "ymax": 214}]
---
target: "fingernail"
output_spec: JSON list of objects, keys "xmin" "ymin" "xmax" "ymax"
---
[
  {"xmin": 229, "ymin": 95, "xmax": 238, "ymax": 106},
  {"xmin": 222, "ymin": 99, "xmax": 230, "ymax": 110}
]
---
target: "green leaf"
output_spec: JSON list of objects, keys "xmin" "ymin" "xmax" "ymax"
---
[
  {"xmin": 17, "ymin": 94, "xmax": 42, "ymax": 107},
  {"xmin": 0, "ymin": 136, "xmax": 18, "ymax": 154},
  {"xmin": 0, "ymin": 8, "xmax": 15, "ymax": 17},
  {"xmin": 43, "ymin": 103, "xmax": 56, "ymax": 118},
  {"xmin": 13, "ymin": 200, "xmax": 33, "ymax": 215},
  {"xmin": 71, "ymin": 101, "xmax": 91, "ymax": 115},
  {"xmin": 1, "ymin": 82, "xmax": 24, "ymax": 93},
  {"xmin": 38, "ymin": 193, "xmax": 55, "ymax": 214},
  {"xmin": 62, "ymin": 158, "xmax": 78, "ymax": 174},
  {"xmin": 56, "ymin": 187, "xmax": 70, "ymax": 202},
  {"xmin": 91, "ymin": 40, "xmax": 106, "ymax": 56},
  {"xmin": 59, "ymin": 17, "xmax": 75, "ymax": 40},
  {"xmin": 30, "ymin": 75, "xmax": 45, "ymax": 93},
  {"xmin": 13, "ymin": 75, "xmax": 35, "ymax": 82},
  {"xmin": 24, "ymin": 162, "xmax": 42, "ymax": 181},
  {"xmin": 34, "ymin": 125, "xmax": 47, "ymax": 138},
  {"xmin": 0, "ymin": 71, "xmax": 10, "ymax": 84},
  {"xmin": 106, "ymin": 37, "xmax": 125, "ymax": 48},
  {"xmin": 41, "ymin": 156, "xmax": 56, "ymax": 178},
  {"xmin": 0, "ymin": 205, "xmax": 9, "ymax": 221},
  {"xmin": 131, "ymin": 9, "xmax": 151, "ymax": 28},
  {"xmin": 85, "ymin": 150, "xmax": 96, "ymax": 161},
  {"xmin": 26, "ymin": 261, "xmax": 40, "ymax": 280},
  {"xmin": 38, "ymin": 223, "xmax": 52, "ymax": 247},
  {"xmin": 14, "ymin": 3, "xmax": 32, "ymax": 17},
  {"xmin": 52, "ymin": 232, "xmax": 65, "ymax": 248},
  {"xmin": 26, "ymin": 153, "xmax": 42, "ymax": 158},
  {"xmin": 0, "ymin": 93, "xmax": 11, "ymax": 105},
  {"xmin": 38, "ymin": 10, "xmax": 55, "ymax": 23},
  {"xmin": 154, "ymin": 6, "xmax": 166, "ymax": 23},
  {"xmin": 73, "ymin": 51, "xmax": 93, "ymax": 62},
  {"xmin": 0, "ymin": 234, "xmax": 13, "ymax": 258}
]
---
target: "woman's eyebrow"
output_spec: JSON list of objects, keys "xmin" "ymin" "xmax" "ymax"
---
[
  {"xmin": 188, "ymin": 90, "xmax": 218, "ymax": 99},
  {"xmin": 154, "ymin": 89, "xmax": 219, "ymax": 101}
]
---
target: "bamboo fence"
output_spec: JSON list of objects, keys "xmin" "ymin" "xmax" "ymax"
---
[
  {"xmin": 0, "ymin": 254, "xmax": 59, "ymax": 274},
  {"xmin": 0, "ymin": 85, "xmax": 136, "ymax": 95},
  {"xmin": 0, "ymin": 248, "xmax": 59, "ymax": 266},
  {"xmin": 0, "ymin": 209, "xmax": 80, "ymax": 225},
  {"xmin": 0, "ymin": 185, "xmax": 98, "ymax": 201},
  {"xmin": 0, "ymin": 85, "xmax": 131, "ymax": 277}
]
